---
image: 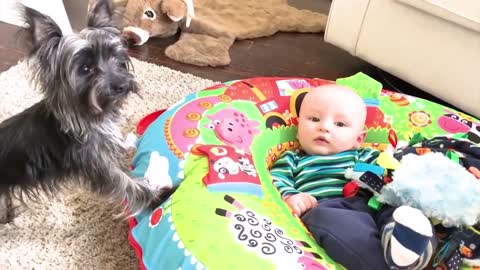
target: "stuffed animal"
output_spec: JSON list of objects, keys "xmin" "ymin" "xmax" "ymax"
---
[
  {"xmin": 346, "ymin": 137, "xmax": 480, "ymax": 269},
  {"xmin": 377, "ymin": 151, "xmax": 480, "ymax": 227},
  {"xmin": 119, "ymin": 0, "xmax": 327, "ymax": 66},
  {"xmin": 346, "ymin": 133, "xmax": 480, "ymax": 228}
]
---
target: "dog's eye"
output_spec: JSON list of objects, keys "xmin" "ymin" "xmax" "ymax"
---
[{"xmin": 79, "ymin": 64, "xmax": 94, "ymax": 75}]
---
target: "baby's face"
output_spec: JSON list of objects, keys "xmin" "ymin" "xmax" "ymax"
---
[{"xmin": 297, "ymin": 85, "xmax": 367, "ymax": 156}]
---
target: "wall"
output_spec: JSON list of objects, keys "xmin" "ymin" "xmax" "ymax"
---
[{"xmin": 0, "ymin": 0, "xmax": 73, "ymax": 34}]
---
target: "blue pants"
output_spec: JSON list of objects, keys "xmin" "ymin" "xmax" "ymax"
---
[{"xmin": 301, "ymin": 196, "xmax": 395, "ymax": 270}]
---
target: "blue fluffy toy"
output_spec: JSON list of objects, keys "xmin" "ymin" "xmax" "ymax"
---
[{"xmin": 377, "ymin": 152, "xmax": 480, "ymax": 227}]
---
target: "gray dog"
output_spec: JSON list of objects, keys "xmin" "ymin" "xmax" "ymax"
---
[{"xmin": 0, "ymin": 0, "xmax": 167, "ymax": 223}]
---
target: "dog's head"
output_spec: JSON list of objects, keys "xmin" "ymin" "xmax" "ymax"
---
[{"xmin": 24, "ymin": 0, "xmax": 138, "ymax": 129}]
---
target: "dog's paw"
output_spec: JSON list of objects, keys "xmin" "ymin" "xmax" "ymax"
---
[{"xmin": 146, "ymin": 187, "xmax": 176, "ymax": 210}]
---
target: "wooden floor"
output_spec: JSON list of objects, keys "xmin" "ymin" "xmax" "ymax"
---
[{"xmin": 0, "ymin": 0, "xmax": 453, "ymax": 109}]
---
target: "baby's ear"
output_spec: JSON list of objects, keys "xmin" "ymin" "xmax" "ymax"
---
[{"xmin": 355, "ymin": 130, "xmax": 367, "ymax": 147}]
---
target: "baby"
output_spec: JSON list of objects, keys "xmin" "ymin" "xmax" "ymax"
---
[{"xmin": 270, "ymin": 84, "xmax": 437, "ymax": 270}]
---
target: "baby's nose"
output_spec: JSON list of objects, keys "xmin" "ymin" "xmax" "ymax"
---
[{"xmin": 317, "ymin": 121, "xmax": 332, "ymax": 132}]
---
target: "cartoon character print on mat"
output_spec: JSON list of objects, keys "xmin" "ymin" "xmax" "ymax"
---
[
  {"xmin": 215, "ymin": 195, "xmax": 327, "ymax": 270},
  {"xmin": 362, "ymin": 92, "xmax": 395, "ymax": 150},
  {"xmin": 408, "ymin": 110, "xmax": 432, "ymax": 132},
  {"xmin": 223, "ymin": 79, "xmax": 324, "ymax": 129},
  {"xmin": 192, "ymin": 144, "xmax": 263, "ymax": 197},
  {"xmin": 383, "ymin": 91, "xmax": 415, "ymax": 107},
  {"xmin": 204, "ymin": 105, "xmax": 260, "ymax": 153},
  {"xmin": 165, "ymin": 95, "xmax": 228, "ymax": 159},
  {"xmin": 364, "ymin": 97, "xmax": 390, "ymax": 129},
  {"xmin": 438, "ymin": 109, "xmax": 480, "ymax": 143}
]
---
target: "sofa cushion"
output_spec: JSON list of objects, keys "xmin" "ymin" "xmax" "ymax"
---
[{"xmin": 397, "ymin": 0, "xmax": 480, "ymax": 32}]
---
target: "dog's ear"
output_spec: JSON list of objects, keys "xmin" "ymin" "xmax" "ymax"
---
[
  {"xmin": 23, "ymin": 6, "xmax": 63, "ymax": 50},
  {"xmin": 87, "ymin": 0, "xmax": 115, "ymax": 28}
]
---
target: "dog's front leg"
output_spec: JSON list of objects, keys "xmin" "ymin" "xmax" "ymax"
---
[{"xmin": 104, "ymin": 167, "xmax": 167, "ymax": 215}]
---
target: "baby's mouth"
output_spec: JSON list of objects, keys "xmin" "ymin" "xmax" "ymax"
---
[{"xmin": 314, "ymin": 136, "xmax": 329, "ymax": 144}]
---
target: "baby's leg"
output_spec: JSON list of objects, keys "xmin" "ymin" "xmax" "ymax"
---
[
  {"xmin": 379, "ymin": 205, "xmax": 437, "ymax": 270},
  {"xmin": 301, "ymin": 196, "xmax": 390, "ymax": 270}
]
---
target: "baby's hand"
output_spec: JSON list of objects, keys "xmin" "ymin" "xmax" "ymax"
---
[{"xmin": 283, "ymin": 193, "xmax": 318, "ymax": 217}]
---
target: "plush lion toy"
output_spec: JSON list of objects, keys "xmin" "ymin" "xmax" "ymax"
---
[{"xmin": 120, "ymin": 0, "xmax": 327, "ymax": 66}]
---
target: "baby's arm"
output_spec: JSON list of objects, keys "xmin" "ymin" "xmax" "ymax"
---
[
  {"xmin": 270, "ymin": 151, "xmax": 299, "ymax": 197},
  {"xmin": 270, "ymin": 151, "xmax": 317, "ymax": 216},
  {"xmin": 283, "ymin": 193, "xmax": 317, "ymax": 217}
]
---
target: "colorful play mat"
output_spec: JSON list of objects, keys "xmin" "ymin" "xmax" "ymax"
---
[{"xmin": 127, "ymin": 73, "xmax": 480, "ymax": 270}]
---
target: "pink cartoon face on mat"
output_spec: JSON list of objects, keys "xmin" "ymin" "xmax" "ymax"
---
[
  {"xmin": 437, "ymin": 110, "xmax": 480, "ymax": 143},
  {"xmin": 438, "ymin": 113, "xmax": 472, "ymax": 133},
  {"xmin": 205, "ymin": 107, "xmax": 260, "ymax": 152}
]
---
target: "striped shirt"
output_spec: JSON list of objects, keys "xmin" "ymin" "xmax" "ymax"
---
[{"xmin": 270, "ymin": 148, "xmax": 380, "ymax": 200}]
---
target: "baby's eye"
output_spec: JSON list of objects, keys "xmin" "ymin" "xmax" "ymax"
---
[
  {"xmin": 308, "ymin": 117, "xmax": 320, "ymax": 122},
  {"xmin": 335, "ymin": 122, "xmax": 347, "ymax": 127}
]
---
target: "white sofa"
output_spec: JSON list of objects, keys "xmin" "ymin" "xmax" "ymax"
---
[{"xmin": 324, "ymin": 0, "xmax": 480, "ymax": 118}]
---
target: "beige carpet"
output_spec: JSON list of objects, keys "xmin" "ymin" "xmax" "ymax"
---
[{"xmin": 0, "ymin": 59, "xmax": 218, "ymax": 270}]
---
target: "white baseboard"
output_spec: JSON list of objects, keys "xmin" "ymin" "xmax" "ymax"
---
[{"xmin": 0, "ymin": 0, "xmax": 72, "ymax": 34}]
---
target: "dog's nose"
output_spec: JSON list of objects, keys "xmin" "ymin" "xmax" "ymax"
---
[{"xmin": 112, "ymin": 82, "xmax": 128, "ymax": 93}]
